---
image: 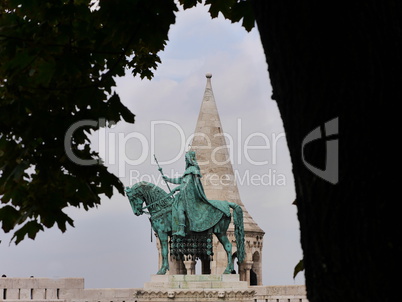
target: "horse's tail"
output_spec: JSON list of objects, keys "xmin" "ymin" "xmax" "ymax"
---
[{"xmin": 229, "ymin": 202, "xmax": 245, "ymax": 263}]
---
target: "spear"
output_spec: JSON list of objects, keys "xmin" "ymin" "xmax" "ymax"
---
[{"xmin": 154, "ymin": 154, "xmax": 172, "ymax": 193}]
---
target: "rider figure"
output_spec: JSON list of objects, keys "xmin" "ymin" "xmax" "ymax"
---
[{"xmin": 163, "ymin": 151, "xmax": 230, "ymax": 237}]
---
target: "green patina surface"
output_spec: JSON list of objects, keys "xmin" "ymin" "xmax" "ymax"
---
[
  {"xmin": 125, "ymin": 151, "xmax": 245, "ymax": 275},
  {"xmin": 163, "ymin": 151, "xmax": 230, "ymax": 237}
]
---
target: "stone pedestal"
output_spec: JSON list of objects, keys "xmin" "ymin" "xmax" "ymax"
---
[
  {"xmin": 140, "ymin": 274, "xmax": 254, "ymax": 302},
  {"xmin": 144, "ymin": 274, "xmax": 247, "ymax": 290}
]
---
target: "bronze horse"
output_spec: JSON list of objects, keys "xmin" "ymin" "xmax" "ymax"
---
[{"xmin": 125, "ymin": 181, "xmax": 245, "ymax": 275}]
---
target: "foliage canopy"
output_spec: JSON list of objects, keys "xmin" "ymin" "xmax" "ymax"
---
[{"xmin": 0, "ymin": 0, "xmax": 253, "ymax": 243}]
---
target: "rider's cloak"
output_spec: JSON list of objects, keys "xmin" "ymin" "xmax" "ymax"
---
[{"xmin": 172, "ymin": 165, "xmax": 231, "ymax": 233}]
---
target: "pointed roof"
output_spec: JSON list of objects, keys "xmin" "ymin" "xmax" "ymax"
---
[{"xmin": 191, "ymin": 73, "xmax": 264, "ymax": 234}]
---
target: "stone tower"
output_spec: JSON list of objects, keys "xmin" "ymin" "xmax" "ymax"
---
[
  {"xmin": 158, "ymin": 73, "xmax": 265, "ymax": 285},
  {"xmin": 190, "ymin": 73, "xmax": 265, "ymax": 285}
]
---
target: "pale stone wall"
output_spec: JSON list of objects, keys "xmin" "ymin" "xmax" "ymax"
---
[
  {"xmin": 0, "ymin": 277, "xmax": 307, "ymax": 302},
  {"xmin": 0, "ymin": 277, "xmax": 139, "ymax": 302},
  {"xmin": 253, "ymin": 285, "xmax": 308, "ymax": 302},
  {"xmin": 0, "ymin": 278, "xmax": 83, "ymax": 301}
]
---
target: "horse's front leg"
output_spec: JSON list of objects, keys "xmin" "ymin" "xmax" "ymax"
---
[
  {"xmin": 215, "ymin": 233, "xmax": 234, "ymax": 274},
  {"xmin": 156, "ymin": 232, "xmax": 170, "ymax": 275}
]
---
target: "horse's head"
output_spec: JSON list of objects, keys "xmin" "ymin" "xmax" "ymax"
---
[
  {"xmin": 125, "ymin": 185, "xmax": 144, "ymax": 216},
  {"xmin": 126, "ymin": 181, "xmax": 172, "ymax": 217}
]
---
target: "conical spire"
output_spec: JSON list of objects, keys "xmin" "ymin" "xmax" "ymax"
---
[{"xmin": 191, "ymin": 74, "xmax": 264, "ymax": 234}]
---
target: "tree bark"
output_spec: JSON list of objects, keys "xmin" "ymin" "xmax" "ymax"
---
[{"xmin": 252, "ymin": 1, "xmax": 401, "ymax": 301}]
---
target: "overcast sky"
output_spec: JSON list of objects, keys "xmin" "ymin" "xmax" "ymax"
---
[{"xmin": 0, "ymin": 4, "xmax": 304, "ymax": 288}]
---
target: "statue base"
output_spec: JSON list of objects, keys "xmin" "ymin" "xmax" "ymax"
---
[
  {"xmin": 144, "ymin": 274, "xmax": 247, "ymax": 289},
  {"xmin": 137, "ymin": 274, "xmax": 255, "ymax": 301}
]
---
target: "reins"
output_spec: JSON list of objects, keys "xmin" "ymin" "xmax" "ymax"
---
[{"xmin": 142, "ymin": 191, "xmax": 175, "ymax": 211}]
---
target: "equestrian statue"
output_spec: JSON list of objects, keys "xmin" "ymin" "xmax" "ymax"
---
[{"xmin": 125, "ymin": 150, "xmax": 245, "ymax": 275}]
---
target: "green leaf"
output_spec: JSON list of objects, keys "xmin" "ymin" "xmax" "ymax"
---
[
  {"xmin": 179, "ymin": 0, "xmax": 202, "ymax": 9},
  {"xmin": 55, "ymin": 211, "xmax": 75, "ymax": 233},
  {"xmin": 0, "ymin": 205, "xmax": 20, "ymax": 233},
  {"xmin": 34, "ymin": 59, "xmax": 56, "ymax": 87},
  {"xmin": 12, "ymin": 220, "xmax": 44, "ymax": 245},
  {"xmin": 203, "ymin": 0, "xmax": 255, "ymax": 32},
  {"xmin": 5, "ymin": 51, "xmax": 36, "ymax": 72},
  {"xmin": 231, "ymin": 1, "xmax": 255, "ymax": 32},
  {"xmin": 206, "ymin": 0, "xmax": 234, "ymax": 19},
  {"xmin": 293, "ymin": 259, "xmax": 304, "ymax": 279}
]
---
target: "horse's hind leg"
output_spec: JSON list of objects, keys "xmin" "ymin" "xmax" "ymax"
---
[
  {"xmin": 156, "ymin": 232, "xmax": 169, "ymax": 275},
  {"xmin": 215, "ymin": 232, "xmax": 234, "ymax": 274}
]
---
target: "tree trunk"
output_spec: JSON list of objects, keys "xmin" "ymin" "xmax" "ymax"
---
[{"xmin": 252, "ymin": 1, "xmax": 401, "ymax": 301}]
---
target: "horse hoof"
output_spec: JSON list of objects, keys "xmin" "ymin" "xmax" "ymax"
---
[{"xmin": 157, "ymin": 268, "xmax": 168, "ymax": 275}]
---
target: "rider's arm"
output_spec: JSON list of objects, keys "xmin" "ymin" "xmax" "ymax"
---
[{"xmin": 163, "ymin": 176, "xmax": 182, "ymax": 184}]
